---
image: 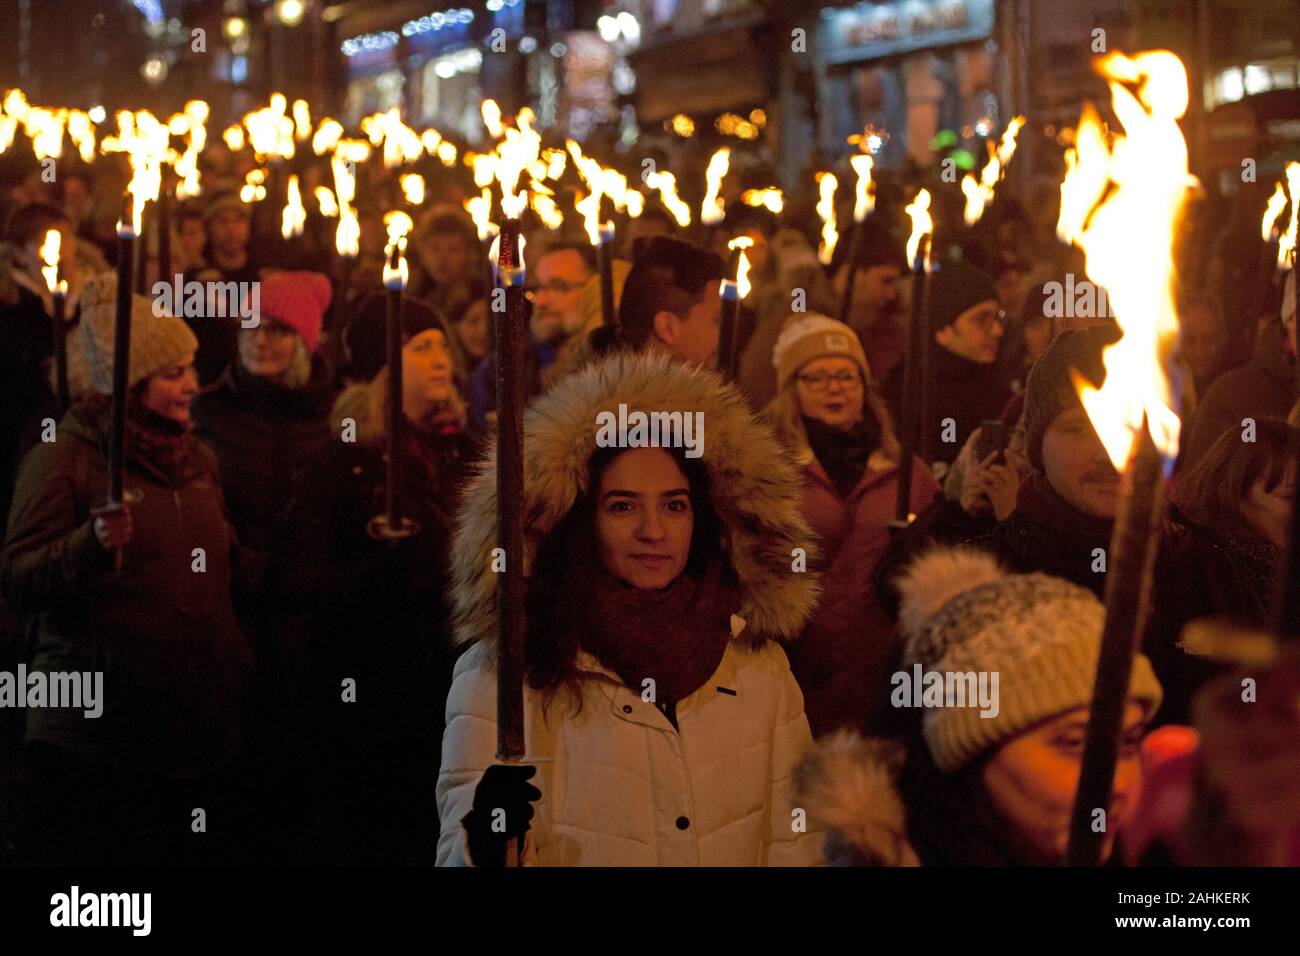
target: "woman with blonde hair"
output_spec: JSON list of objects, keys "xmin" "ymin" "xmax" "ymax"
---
[{"xmin": 765, "ymin": 313, "xmax": 939, "ymax": 737}]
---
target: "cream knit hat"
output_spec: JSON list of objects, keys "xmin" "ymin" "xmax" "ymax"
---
[
  {"xmin": 895, "ymin": 547, "xmax": 1163, "ymax": 773},
  {"xmin": 78, "ymin": 273, "xmax": 199, "ymax": 395},
  {"xmin": 771, "ymin": 313, "xmax": 870, "ymax": 391}
]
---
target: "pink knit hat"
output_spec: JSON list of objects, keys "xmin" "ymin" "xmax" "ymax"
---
[{"xmin": 257, "ymin": 271, "xmax": 332, "ymax": 352}]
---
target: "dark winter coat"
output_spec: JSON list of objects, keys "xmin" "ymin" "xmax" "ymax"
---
[
  {"xmin": 787, "ymin": 452, "xmax": 939, "ymax": 737},
  {"xmin": 1, "ymin": 400, "xmax": 256, "ymax": 777},
  {"xmin": 271, "ymin": 377, "xmax": 474, "ymax": 864},
  {"xmin": 191, "ymin": 355, "xmax": 337, "ymax": 553},
  {"xmin": 885, "ymin": 343, "xmax": 1012, "ymax": 470},
  {"xmin": 973, "ymin": 472, "xmax": 1113, "ymax": 598},
  {"xmin": 1, "ymin": 282, "xmax": 55, "ymax": 535},
  {"xmin": 1182, "ymin": 321, "xmax": 1294, "ymax": 470},
  {"xmin": 1146, "ymin": 508, "xmax": 1281, "ymax": 726}
]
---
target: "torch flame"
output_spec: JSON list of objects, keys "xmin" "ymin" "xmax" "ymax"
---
[
  {"xmin": 38, "ymin": 228, "xmax": 62, "ymax": 294},
  {"xmin": 383, "ymin": 210, "xmax": 413, "ymax": 288},
  {"xmin": 815, "ymin": 172, "xmax": 838, "ymax": 266},
  {"xmin": 728, "ymin": 235, "xmax": 754, "ymax": 300},
  {"xmin": 281, "ymin": 174, "xmax": 306, "ymax": 239},
  {"xmin": 336, "ymin": 207, "xmax": 360, "ymax": 257},
  {"xmin": 174, "ymin": 100, "xmax": 208, "ymax": 199},
  {"xmin": 742, "ymin": 188, "xmax": 783, "ymax": 214},
  {"xmin": 1277, "ymin": 162, "xmax": 1300, "ymax": 270},
  {"xmin": 332, "ymin": 152, "xmax": 359, "ymax": 257},
  {"xmin": 1058, "ymin": 50, "xmax": 1197, "ymax": 469},
  {"xmin": 904, "ymin": 189, "xmax": 933, "ymax": 268},
  {"xmin": 400, "ymin": 173, "xmax": 426, "ymax": 206},
  {"xmin": 644, "ymin": 170, "xmax": 691, "ymax": 228},
  {"xmin": 481, "ymin": 100, "xmax": 504, "ymax": 140},
  {"xmin": 1262, "ymin": 181, "xmax": 1288, "ymax": 242},
  {"xmin": 850, "ymin": 153, "xmax": 875, "ymax": 223},
  {"xmin": 312, "ymin": 119, "xmax": 343, "ymax": 156},
  {"xmin": 529, "ymin": 180, "xmax": 564, "ymax": 230},
  {"xmin": 465, "ymin": 188, "xmax": 496, "ymax": 243},
  {"xmin": 494, "ymin": 111, "xmax": 541, "ymax": 220},
  {"xmin": 963, "ymin": 116, "xmax": 1025, "ymax": 226},
  {"xmin": 567, "ymin": 140, "xmax": 607, "ymax": 245},
  {"xmin": 315, "ymin": 186, "xmax": 339, "ymax": 218},
  {"xmin": 701, "ymin": 148, "xmax": 731, "ymax": 225},
  {"xmin": 292, "ymin": 99, "xmax": 312, "ymax": 141}
]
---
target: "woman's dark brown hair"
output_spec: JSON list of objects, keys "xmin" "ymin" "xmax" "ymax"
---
[
  {"xmin": 522, "ymin": 444, "xmax": 731, "ymax": 711},
  {"xmin": 1173, "ymin": 417, "xmax": 1297, "ymax": 541}
]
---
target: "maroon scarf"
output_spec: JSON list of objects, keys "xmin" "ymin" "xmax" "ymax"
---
[{"xmin": 577, "ymin": 559, "xmax": 743, "ymax": 706}]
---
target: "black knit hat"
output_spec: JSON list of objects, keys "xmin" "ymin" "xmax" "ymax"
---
[
  {"xmin": 836, "ymin": 217, "xmax": 907, "ymax": 274},
  {"xmin": 1023, "ymin": 324, "xmax": 1121, "ymax": 471},
  {"xmin": 343, "ymin": 292, "xmax": 448, "ymax": 382},
  {"xmin": 927, "ymin": 259, "xmax": 999, "ymax": 335}
]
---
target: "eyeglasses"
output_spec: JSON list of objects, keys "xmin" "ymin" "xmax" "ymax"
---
[
  {"xmin": 967, "ymin": 309, "xmax": 1008, "ymax": 331},
  {"xmin": 525, "ymin": 279, "xmax": 584, "ymax": 297},
  {"xmin": 796, "ymin": 370, "xmax": 863, "ymax": 392}
]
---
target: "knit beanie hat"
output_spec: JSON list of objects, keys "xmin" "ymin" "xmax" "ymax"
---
[
  {"xmin": 258, "ymin": 270, "xmax": 332, "ymax": 352},
  {"xmin": 1023, "ymin": 324, "xmax": 1120, "ymax": 471},
  {"xmin": 343, "ymin": 291, "xmax": 448, "ymax": 382},
  {"xmin": 834, "ymin": 218, "xmax": 907, "ymax": 274},
  {"xmin": 772, "ymin": 313, "xmax": 870, "ymax": 391},
  {"xmin": 78, "ymin": 272, "xmax": 199, "ymax": 395},
  {"xmin": 203, "ymin": 190, "xmax": 248, "ymax": 225},
  {"xmin": 927, "ymin": 259, "xmax": 999, "ymax": 335},
  {"xmin": 896, "ymin": 547, "xmax": 1163, "ymax": 773}
]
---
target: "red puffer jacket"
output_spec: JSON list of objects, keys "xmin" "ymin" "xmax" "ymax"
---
[{"xmin": 787, "ymin": 453, "xmax": 939, "ymax": 737}]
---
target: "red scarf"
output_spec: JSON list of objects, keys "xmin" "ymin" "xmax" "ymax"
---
[{"xmin": 577, "ymin": 559, "xmax": 742, "ymax": 707}]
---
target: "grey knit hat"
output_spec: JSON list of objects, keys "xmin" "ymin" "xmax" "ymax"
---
[
  {"xmin": 896, "ymin": 547, "xmax": 1162, "ymax": 773},
  {"xmin": 78, "ymin": 272, "xmax": 198, "ymax": 394},
  {"xmin": 1022, "ymin": 324, "xmax": 1119, "ymax": 472}
]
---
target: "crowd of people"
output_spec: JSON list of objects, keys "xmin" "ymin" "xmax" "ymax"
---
[{"xmin": 0, "ymin": 130, "xmax": 1297, "ymax": 868}]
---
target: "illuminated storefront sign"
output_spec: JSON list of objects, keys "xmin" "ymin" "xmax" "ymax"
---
[{"xmin": 820, "ymin": 0, "xmax": 994, "ymax": 65}]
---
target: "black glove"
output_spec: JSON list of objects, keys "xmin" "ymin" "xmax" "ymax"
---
[{"xmin": 462, "ymin": 764, "xmax": 541, "ymax": 867}]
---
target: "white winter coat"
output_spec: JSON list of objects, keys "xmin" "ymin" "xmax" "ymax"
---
[
  {"xmin": 437, "ymin": 622, "xmax": 822, "ymax": 866},
  {"xmin": 440, "ymin": 352, "xmax": 827, "ymax": 867}
]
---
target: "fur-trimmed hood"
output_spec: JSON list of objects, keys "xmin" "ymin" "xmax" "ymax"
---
[
  {"xmin": 450, "ymin": 350, "xmax": 821, "ymax": 655},
  {"xmin": 796, "ymin": 730, "xmax": 919, "ymax": 866},
  {"xmin": 331, "ymin": 368, "xmax": 467, "ymax": 446}
]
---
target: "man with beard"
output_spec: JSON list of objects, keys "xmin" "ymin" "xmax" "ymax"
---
[
  {"xmin": 468, "ymin": 240, "xmax": 594, "ymax": 437},
  {"xmin": 974, "ymin": 324, "xmax": 1123, "ymax": 597}
]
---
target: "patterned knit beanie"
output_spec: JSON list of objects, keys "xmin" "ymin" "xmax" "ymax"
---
[
  {"xmin": 1022, "ymin": 324, "xmax": 1120, "ymax": 472},
  {"xmin": 772, "ymin": 313, "xmax": 870, "ymax": 392},
  {"xmin": 895, "ymin": 547, "xmax": 1162, "ymax": 773},
  {"xmin": 79, "ymin": 272, "xmax": 198, "ymax": 394}
]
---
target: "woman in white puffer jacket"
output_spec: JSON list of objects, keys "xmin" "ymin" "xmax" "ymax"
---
[{"xmin": 437, "ymin": 351, "xmax": 824, "ymax": 866}]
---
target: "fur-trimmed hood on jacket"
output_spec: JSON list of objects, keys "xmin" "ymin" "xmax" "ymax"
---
[
  {"xmin": 331, "ymin": 368, "xmax": 468, "ymax": 446},
  {"xmin": 450, "ymin": 350, "xmax": 821, "ymax": 657},
  {"xmin": 796, "ymin": 730, "xmax": 920, "ymax": 866}
]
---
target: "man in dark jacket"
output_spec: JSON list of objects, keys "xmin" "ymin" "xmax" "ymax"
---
[
  {"xmin": 885, "ymin": 258, "xmax": 1012, "ymax": 478},
  {"xmin": 1182, "ymin": 269, "xmax": 1296, "ymax": 470},
  {"xmin": 975, "ymin": 324, "xmax": 1122, "ymax": 598}
]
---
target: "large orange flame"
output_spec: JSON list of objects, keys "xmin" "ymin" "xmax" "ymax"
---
[{"xmin": 1058, "ymin": 51, "xmax": 1198, "ymax": 468}]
